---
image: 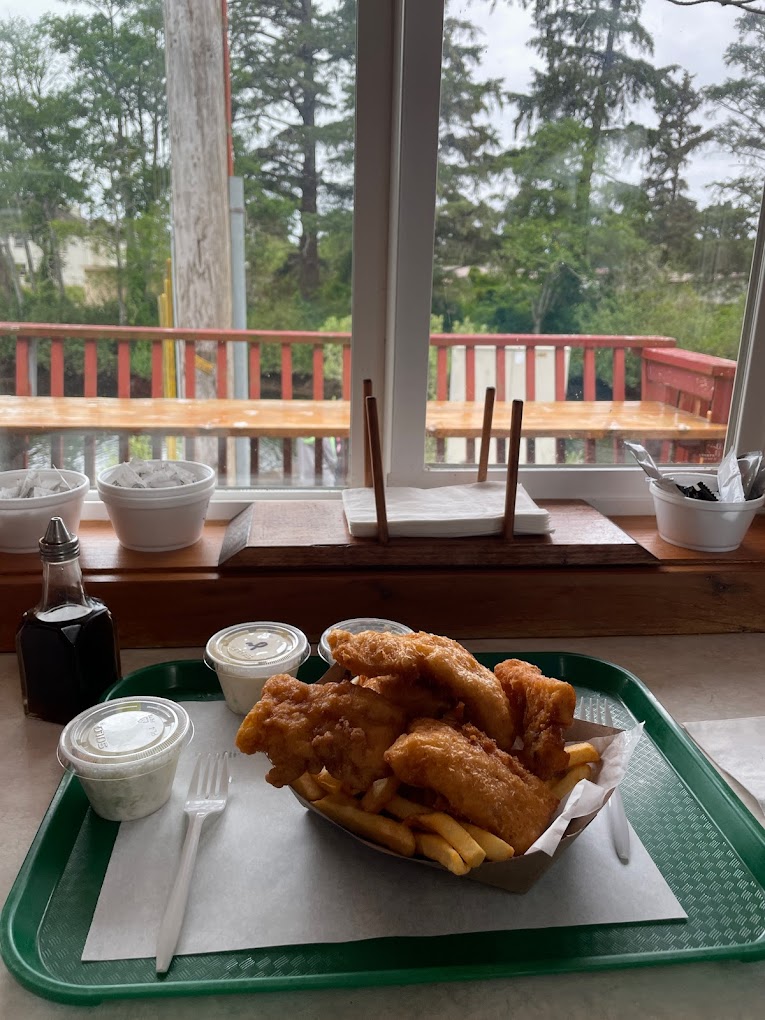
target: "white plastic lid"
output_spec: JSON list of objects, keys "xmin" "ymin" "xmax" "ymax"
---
[
  {"xmin": 205, "ymin": 621, "xmax": 310, "ymax": 678},
  {"xmin": 319, "ymin": 617, "xmax": 414, "ymax": 664},
  {"xmin": 57, "ymin": 697, "xmax": 192, "ymax": 777}
]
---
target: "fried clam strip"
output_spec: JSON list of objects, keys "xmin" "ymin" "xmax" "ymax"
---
[
  {"xmin": 384, "ymin": 719, "xmax": 557, "ymax": 854},
  {"xmin": 235, "ymin": 674, "xmax": 406, "ymax": 794},
  {"xmin": 328, "ymin": 629, "xmax": 518, "ymax": 752},
  {"xmin": 493, "ymin": 659, "xmax": 577, "ymax": 779}
]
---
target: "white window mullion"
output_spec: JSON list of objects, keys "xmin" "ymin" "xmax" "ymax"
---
[
  {"xmin": 728, "ymin": 183, "xmax": 765, "ymax": 457},
  {"xmin": 349, "ymin": 0, "xmax": 396, "ymax": 487},
  {"xmin": 385, "ymin": 0, "xmax": 444, "ymax": 486}
]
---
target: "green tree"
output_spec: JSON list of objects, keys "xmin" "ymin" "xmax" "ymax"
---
[
  {"xmin": 638, "ymin": 68, "xmax": 712, "ymax": 268},
  {"xmin": 696, "ymin": 199, "xmax": 756, "ymax": 283},
  {"xmin": 0, "ymin": 16, "xmax": 86, "ymax": 304},
  {"xmin": 512, "ymin": 0, "xmax": 657, "ymax": 227},
  {"xmin": 46, "ymin": 0, "xmax": 169, "ymax": 324},
  {"xmin": 706, "ymin": 11, "xmax": 765, "ymax": 216},
  {"xmin": 498, "ymin": 119, "xmax": 590, "ymax": 333},
  {"xmin": 228, "ymin": 0, "xmax": 356, "ymax": 309},
  {"xmin": 434, "ymin": 12, "xmax": 504, "ymax": 274}
]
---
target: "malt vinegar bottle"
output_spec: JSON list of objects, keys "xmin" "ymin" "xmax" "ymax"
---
[{"xmin": 16, "ymin": 517, "xmax": 121, "ymax": 725}]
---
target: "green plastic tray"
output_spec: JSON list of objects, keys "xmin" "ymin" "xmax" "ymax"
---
[{"xmin": 3, "ymin": 652, "xmax": 765, "ymax": 1005}]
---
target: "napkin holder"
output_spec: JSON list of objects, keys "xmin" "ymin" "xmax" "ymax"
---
[
  {"xmin": 359, "ymin": 385, "xmax": 524, "ymax": 545},
  {"xmin": 218, "ymin": 384, "xmax": 657, "ymax": 568}
]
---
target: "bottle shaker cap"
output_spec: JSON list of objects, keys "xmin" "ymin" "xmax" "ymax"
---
[{"xmin": 39, "ymin": 516, "xmax": 80, "ymax": 562}]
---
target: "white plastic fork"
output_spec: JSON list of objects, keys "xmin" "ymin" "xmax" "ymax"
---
[
  {"xmin": 156, "ymin": 752, "xmax": 231, "ymax": 974},
  {"xmin": 578, "ymin": 696, "xmax": 631, "ymax": 864}
]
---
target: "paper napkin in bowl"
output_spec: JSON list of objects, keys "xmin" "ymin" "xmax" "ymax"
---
[
  {"xmin": 683, "ymin": 717, "xmax": 765, "ymax": 818},
  {"xmin": 342, "ymin": 481, "xmax": 551, "ymax": 538}
]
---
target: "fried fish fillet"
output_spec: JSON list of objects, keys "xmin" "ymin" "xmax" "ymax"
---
[
  {"xmin": 410, "ymin": 633, "xmax": 518, "ymax": 751},
  {"xmin": 384, "ymin": 719, "xmax": 557, "ymax": 854},
  {"xmin": 235, "ymin": 674, "xmax": 406, "ymax": 794},
  {"xmin": 327, "ymin": 629, "xmax": 517, "ymax": 751},
  {"xmin": 355, "ymin": 673, "xmax": 453, "ymax": 721},
  {"xmin": 327, "ymin": 629, "xmax": 421, "ymax": 679},
  {"xmin": 493, "ymin": 658, "xmax": 576, "ymax": 778}
]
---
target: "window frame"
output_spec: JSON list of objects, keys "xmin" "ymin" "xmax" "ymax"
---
[
  {"xmin": 376, "ymin": 0, "xmax": 765, "ymax": 517},
  {"xmin": 68, "ymin": 0, "xmax": 765, "ymax": 521}
]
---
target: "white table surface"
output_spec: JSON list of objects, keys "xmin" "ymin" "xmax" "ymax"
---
[{"xmin": 2, "ymin": 635, "xmax": 765, "ymax": 1020}]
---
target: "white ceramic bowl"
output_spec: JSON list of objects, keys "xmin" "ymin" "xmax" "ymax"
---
[
  {"xmin": 205, "ymin": 622, "xmax": 310, "ymax": 715},
  {"xmin": 0, "ymin": 469, "xmax": 89, "ymax": 554},
  {"xmin": 57, "ymin": 696, "xmax": 193, "ymax": 821},
  {"xmin": 650, "ymin": 472, "xmax": 765, "ymax": 552},
  {"xmin": 96, "ymin": 460, "xmax": 216, "ymax": 552}
]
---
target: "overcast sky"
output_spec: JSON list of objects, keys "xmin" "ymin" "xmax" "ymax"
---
[{"xmin": 0, "ymin": 0, "xmax": 750, "ymax": 201}]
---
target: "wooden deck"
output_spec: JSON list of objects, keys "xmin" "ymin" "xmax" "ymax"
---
[
  {"xmin": 0, "ymin": 395, "xmax": 727, "ymax": 443},
  {"xmin": 425, "ymin": 400, "xmax": 727, "ymax": 442}
]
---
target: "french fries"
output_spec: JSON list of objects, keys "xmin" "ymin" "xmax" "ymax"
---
[
  {"xmin": 409, "ymin": 812, "xmax": 486, "ymax": 868},
  {"xmin": 290, "ymin": 772, "xmax": 325, "ymax": 802},
  {"xmin": 315, "ymin": 768, "xmax": 343, "ymax": 795},
  {"xmin": 360, "ymin": 776, "xmax": 400, "ymax": 813},
  {"xmin": 564, "ymin": 741, "xmax": 600, "ymax": 768},
  {"xmin": 385, "ymin": 794, "xmax": 431, "ymax": 820},
  {"xmin": 296, "ymin": 719, "xmax": 605, "ymax": 875},
  {"xmin": 460, "ymin": 822, "xmax": 515, "ymax": 861},
  {"xmin": 414, "ymin": 831, "xmax": 469, "ymax": 876},
  {"xmin": 548, "ymin": 762, "xmax": 593, "ymax": 800},
  {"xmin": 313, "ymin": 795, "xmax": 416, "ymax": 857}
]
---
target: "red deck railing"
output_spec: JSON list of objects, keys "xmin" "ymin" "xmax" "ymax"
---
[
  {"xmin": 5, "ymin": 323, "xmax": 677, "ymax": 404},
  {"xmin": 1, "ymin": 322, "xmax": 736, "ymax": 478}
]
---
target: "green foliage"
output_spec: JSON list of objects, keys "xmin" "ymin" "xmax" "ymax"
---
[
  {"xmin": 706, "ymin": 12, "xmax": 765, "ymax": 218},
  {"xmin": 0, "ymin": 0, "xmax": 759, "ymax": 411}
]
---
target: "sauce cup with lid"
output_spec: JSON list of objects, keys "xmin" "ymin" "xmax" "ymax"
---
[
  {"xmin": 205, "ymin": 621, "xmax": 310, "ymax": 715},
  {"xmin": 318, "ymin": 617, "xmax": 414, "ymax": 665},
  {"xmin": 57, "ymin": 696, "xmax": 193, "ymax": 822}
]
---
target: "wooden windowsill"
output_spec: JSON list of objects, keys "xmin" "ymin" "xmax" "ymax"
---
[{"xmin": 3, "ymin": 511, "xmax": 765, "ymax": 650}]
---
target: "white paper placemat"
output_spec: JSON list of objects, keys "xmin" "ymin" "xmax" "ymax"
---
[
  {"xmin": 342, "ymin": 481, "xmax": 551, "ymax": 538},
  {"xmin": 82, "ymin": 701, "xmax": 685, "ymax": 962}
]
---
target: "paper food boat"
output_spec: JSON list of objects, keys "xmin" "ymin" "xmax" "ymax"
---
[{"xmin": 292, "ymin": 718, "xmax": 643, "ymax": 893}]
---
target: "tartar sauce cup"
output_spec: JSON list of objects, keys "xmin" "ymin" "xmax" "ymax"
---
[
  {"xmin": 205, "ymin": 621, "xmax": 310, "ymax": 716},
  {"xmin": 57, "ymin": 697, "xmax": 193, "ymax": 822},
  {"xmin": 318, "ymin": 617, "xmax": 414, "ymax": 665}
]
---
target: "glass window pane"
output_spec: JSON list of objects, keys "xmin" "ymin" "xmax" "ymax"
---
[
  {"xmin": 426, "ymin": 0, "xmax": 755, "ymax": 473},
  {"xmin": 0, "ymin": 0, "xmax": 356, "ymax": 491}
]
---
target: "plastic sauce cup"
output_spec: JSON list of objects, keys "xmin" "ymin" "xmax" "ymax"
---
[
  {"xmin": 318, "ymin": 617, "xmax": 414, "ymax": 665},
  {"xmin": 205, "ymin": 622, "xmax": 310, "ymax": 715},
  {"xmin": 57, "ymin": 697, "xmax": 193, "ymax": 822}
]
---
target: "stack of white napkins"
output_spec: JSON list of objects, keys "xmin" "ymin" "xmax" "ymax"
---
[{"xmin": 342, "ymin": 481, "xmax": 551, "ymax": 538}]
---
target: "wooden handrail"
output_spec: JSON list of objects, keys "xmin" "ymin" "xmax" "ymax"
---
[
  {"xmin": 5, "ymin": 322, "xmax": 743, "ymax": 476},
  {"xmin": 641, "ymin": 346, "xmax": 736, "ymax": 426},
  {"xmin": 4, "ymin": 322, "xmax": 679, "ymax": 409}
]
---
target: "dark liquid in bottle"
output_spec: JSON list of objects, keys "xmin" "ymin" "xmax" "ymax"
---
[{"xmin": 16, "ymin": 603, "xmax": 121, "ymax": 725}]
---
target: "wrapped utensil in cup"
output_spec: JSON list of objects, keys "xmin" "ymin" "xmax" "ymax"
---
[
  {"xmin": 717, "ymin": 449, "xmax": 746, "ymax": 503},
  {"xmin": 737, "ymin": 451, "xmax": 763, "ymax": 499},
  {"xmin": 650, "ymin": 470, "xmax": 765, "ymax": 552},
  {"xmin": 205, "ymin": 622, "xmax": 310, "ymax": 715}
]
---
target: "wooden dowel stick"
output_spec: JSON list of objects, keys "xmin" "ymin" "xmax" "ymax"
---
[
  {"xmin": 503, "ymin": 399, "xmax": 524, "ymax": 542},
  {"xmin": 477, "ymin": 386, "xmax": 495, "ymax": 482},
  {"xmin": 362, "ymin": 377, "xmax": 373, "ymax": 487},
  {"xmin": 365, "ymin": 394, "xmax": 389, "ymax": 544}
]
